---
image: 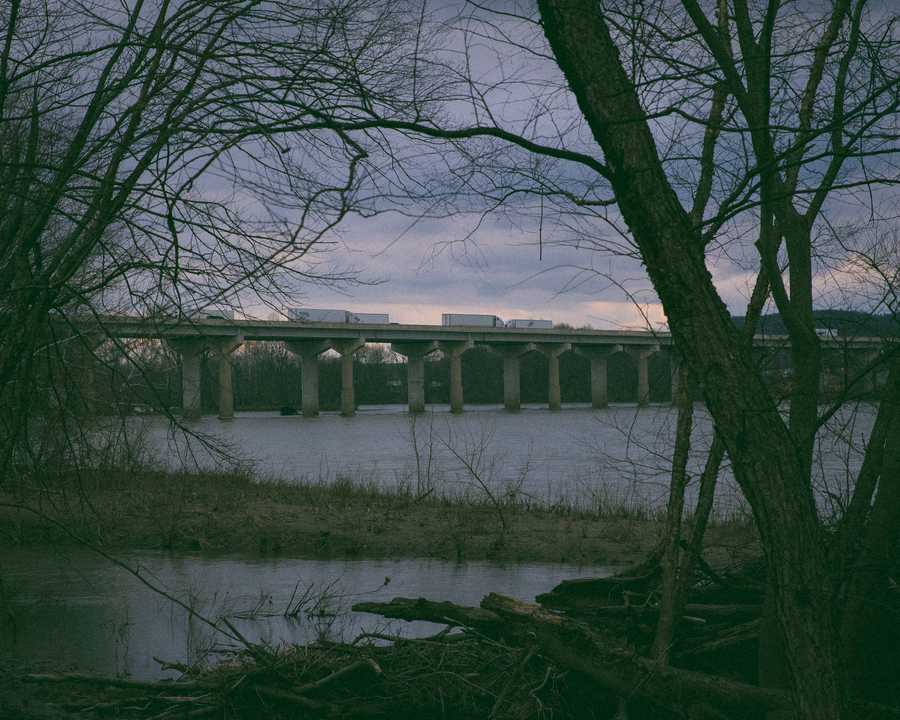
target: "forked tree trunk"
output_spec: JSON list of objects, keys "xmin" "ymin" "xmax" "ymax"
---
[{"xmin": 536, "ymin": 3, "xmax": 846, "ymax": 717}]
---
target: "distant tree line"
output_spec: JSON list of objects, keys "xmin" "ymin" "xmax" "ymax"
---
[{"xmin": 734, "ymin": 310, "xmax": 899, "ymax": 338}]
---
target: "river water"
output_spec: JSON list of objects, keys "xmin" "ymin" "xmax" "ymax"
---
[
  {"xmin": 0, "ymin": 548, "xmax": 604, "ymax": 679},
  {"xmin": 138, "ymin": 402, "xmax": 876, "ymax": 519},
  {"xmin": 3, "ymin": 402, "xmax": 875, "ymax": 679}
]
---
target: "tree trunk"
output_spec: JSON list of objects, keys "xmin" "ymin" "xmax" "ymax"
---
[
  {"xmin": 653, "ymin": 362, "xmax": 692, "ymax": 663},
  {"xmin": 535, "ymin": 3, "xmax": 845, "ymax": 717}
]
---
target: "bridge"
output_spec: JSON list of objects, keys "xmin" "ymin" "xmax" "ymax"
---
[{"xmin": 93, "ymin": 315, "xmax": 887, "ymax": 420}]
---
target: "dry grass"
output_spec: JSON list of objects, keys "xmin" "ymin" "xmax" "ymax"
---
[{"xmin": 0, "ymin": 467, "xmax": 758, "ymax": 567}]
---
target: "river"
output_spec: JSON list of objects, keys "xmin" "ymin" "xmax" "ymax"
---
[
  {"xmin": 4, "ymin": 402, "xmax": 875, "ymax": 679},
  {"xmin": 138, "ymin": 402, "xmax": 875, "ymax": 519},
  {"xmin": 0, "ymin": 548, "xmax": 604, "ymax": 680}
]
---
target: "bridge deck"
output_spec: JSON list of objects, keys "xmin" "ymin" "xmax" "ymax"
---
[{"xmin": 89, "ymin": 316, "xmax": 884, "ymax": 349}]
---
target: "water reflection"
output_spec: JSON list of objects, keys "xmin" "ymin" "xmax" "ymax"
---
[{"xmin": 1, "ymin": 548, "xmax": 606, "ymax": 679}]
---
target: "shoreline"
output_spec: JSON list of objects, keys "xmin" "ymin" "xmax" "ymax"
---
[{"xmin": 0, "ymin": 468, "xmax": 756, "ymax": 567}]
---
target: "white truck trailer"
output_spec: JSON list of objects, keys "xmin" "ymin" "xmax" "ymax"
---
[
  {"xmin": 288, "ymin": 308, "xmax": 349, "ymax": 322},
  {"xmin": 349, "ymin": 312, "xmax": 390, "ymax": 324},
  {"xmin": 287, "ymin": 308, "xmax": 391, "ymax": 323},
  {"xmin": 441, "ymin": 313, "xmax": 506, "ymax": 327},
  {"xmin": 506, "ymin": 319, "xmax": 552, "ymax": 329}
]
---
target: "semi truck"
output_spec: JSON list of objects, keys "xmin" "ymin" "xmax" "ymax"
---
[
  {"xmin": 287, "ymin": 308, "xmax": 390, "ymax": 324},
  {"xmin": 506, "ymin": 318, "xmax": 552, "ymax": 329},
  {"xmin": 348, "ymin": 312, "xmax": 390, "ymax": 324},
  {"xmin": 441, "ymin": 313, "xmax": 506, "ymax": 327}
]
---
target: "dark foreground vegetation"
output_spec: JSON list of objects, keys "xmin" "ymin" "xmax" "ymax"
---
[{"xmin": 5, "ymin": 554, "xmax": 898, "ymax": 720}]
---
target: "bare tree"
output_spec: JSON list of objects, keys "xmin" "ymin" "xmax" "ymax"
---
[
  {"xmin": 308, "ymin": 1, "xmax": 900, "ymax": 717},
  {"xmin": 0, "ymin": 0, "xmax": 432, "ymax": 478}
]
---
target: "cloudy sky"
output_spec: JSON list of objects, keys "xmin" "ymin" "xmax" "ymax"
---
[
  {"xmin": 233, "ymin": 0, "xmax": 894, "ymax": 330},
  {"xmin": 286, "ymin": 211, "xmax": 763, "ymax": 330}
]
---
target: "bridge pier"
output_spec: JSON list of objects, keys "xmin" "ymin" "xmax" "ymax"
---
[
  {"xmin": 439, "ymin": 340, "xmax": 474, "ymax": 413},
  {"xmin": 393, "ymin": 341, "xmax": 439, "ymax": 413},
  {"xmin": 492, "ymin": 343, "xmax": 534, "ymax": 412},
  {"xmin": 167, "ymin": 338, "xmax": 206, "ymax": 420},
  {"xmin": 670, "ymin": 352, "xmax": 682, "ymax": 406},
  {"xmin": 333, "ymin": 339, "xmax": 365, "ymax": 416},
  {"xmin": 626, "ymin": 345, "xmax": 659, "ymax": 406},
  {"xmin": 865, "ymin": 350, "xmax": 883, "ymax": 394},
  {"xmin": 287, "ymin": 340, "xmax": 333, "ymax": 417},
  {"xmin": 540, "ymin": 343, "xmax": 570, "ymax": 410},
  {"xmin": 212, "ymin": 336, "xmax": 244, "ymax": 420},
  {"xmin": 72, "ymin": 332, "xmax": 106, "ymax": 415},
  {"xmin": 575, "ymin": 345, "xmax": 621, "ymax": 409}
]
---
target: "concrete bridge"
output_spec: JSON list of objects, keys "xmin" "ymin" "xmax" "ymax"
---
[{"xmin": 94, "ymin": 315, "xmax": 887, "ymax": 420}]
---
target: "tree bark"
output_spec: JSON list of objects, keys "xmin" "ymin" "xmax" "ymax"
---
[
  {"xmin": 535, "ymin": 3, "xmax": 844, "ymax": 717},
  {"xmin": 653, "ymin": 362, "xmax": 692, "ymax": 663}
]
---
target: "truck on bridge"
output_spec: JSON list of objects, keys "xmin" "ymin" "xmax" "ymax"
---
[
  {"xmin": 288, "ymin": 308, "xmax": 390, "ymax": 324},
  {"xmin": 506, "ymin": 318, "xmax": 553, "ymax": 329},
  {"xmin": 441, "ymin": 313, "xmax": 506, "ymax": 327}
]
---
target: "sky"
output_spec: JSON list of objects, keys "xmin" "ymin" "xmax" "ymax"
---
[
  {"xmin": 79, "ymin": 0, "xmax": 891, "ymax": 330},
  {"xmin": 254, "ymin": 0, "xmax": 896, "ymax": 330},
  {"xmin": 244, "ymin": 1, "xmax": 762, "ymax": 330},
  {"xmin": 283, "ymin": 211, "xmax": 755, "ymax": 330}
]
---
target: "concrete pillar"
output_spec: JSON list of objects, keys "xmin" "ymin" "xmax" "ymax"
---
[
  {"xmin": 167, "ymin": 338, "xmax": 206, "ymax": 420},
  {"xmin": 211, "ymin": 336, "xmax": 244, "ymax": 420},
  {"xmin": 75, "ymin": 333, "xmax": 106, "ymax": 415},
  {"xmin": 626, "ymin": 345, "xmax": 659, "ymax": 406},
  {"xmin": 439, "ymin": 340, "xmax": 473, "ymax": 414},
  {"xmin": 865, "ymin": 350, "xmax": 881, "ymax": 394},
  {"xmin": 392, "ymin": 341, "xmax": 439, "ymax": 413},
  {"xmin": 491, "ymin": 343, "xmax": 534, "ymax": 412},
  {"xmin": 637, "ymin": 352, "xmax": 651, "ymax": 406},
  {"xmin": 333, "ymin": 339, "xmax": 365, "ymax": 416},
  {"xmin": 670, "ymin": 353, "xmax": 680, "ymax": 406},
  {"xmin": 504, "ymin": 356, "xmax": 520, "ymax": 411},
  {"xmin": 539, "ymin": 343, "xmax": 570, "ymax": 410},
  {"xmin": 286, "ymin": 340, "xmax": 333, "ymax": 417},
  {"xmin": 575, "ymin": 345, "xmax": 621, "ymax": 409}
]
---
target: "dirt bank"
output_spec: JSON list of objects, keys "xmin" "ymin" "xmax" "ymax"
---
[{"xmin": 0, "ymin": 469, "xmax": 755, "ymax": 566}]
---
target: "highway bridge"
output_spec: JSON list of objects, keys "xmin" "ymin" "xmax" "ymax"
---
[{"xmin": 90, "ymin": 315, "xmax": 887, "ymax": 419}]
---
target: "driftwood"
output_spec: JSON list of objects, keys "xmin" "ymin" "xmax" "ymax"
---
[
  {"xmin": 356, "ymin": 593, "xmax": 900, "ymax": 720},
  {"xmin": 536, "ymin": 601, "xmax": 761, "ymax": 621},
  {"xmin": 352, "ymin": 597, "xmax": 502, "ymax": 630},
  {"xmin": 482, "ymin": 592, "xmax": 795, "ymax": 716}
]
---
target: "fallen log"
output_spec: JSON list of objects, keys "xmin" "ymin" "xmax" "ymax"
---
[
  {"xmin": 537, "ymin": 572, "xmax": 657, "ymax": 603},
  {"xmin": 537, "ymin": 602, "xmax": 761, "ymax": 622},
  {"xmin": 480, "ymin": 593, "xmax": 788, "ymax": 717},
  {"xmin": 352, "ymin": 597, "xmax": 501, "ymax": 630},
  {"xmin": 481, "ymin": 594, "xmax": 900, "ymax": 720},
  {"xmin": 357, "ymin": 594, "xmax": 900, "ymax": 720}
]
